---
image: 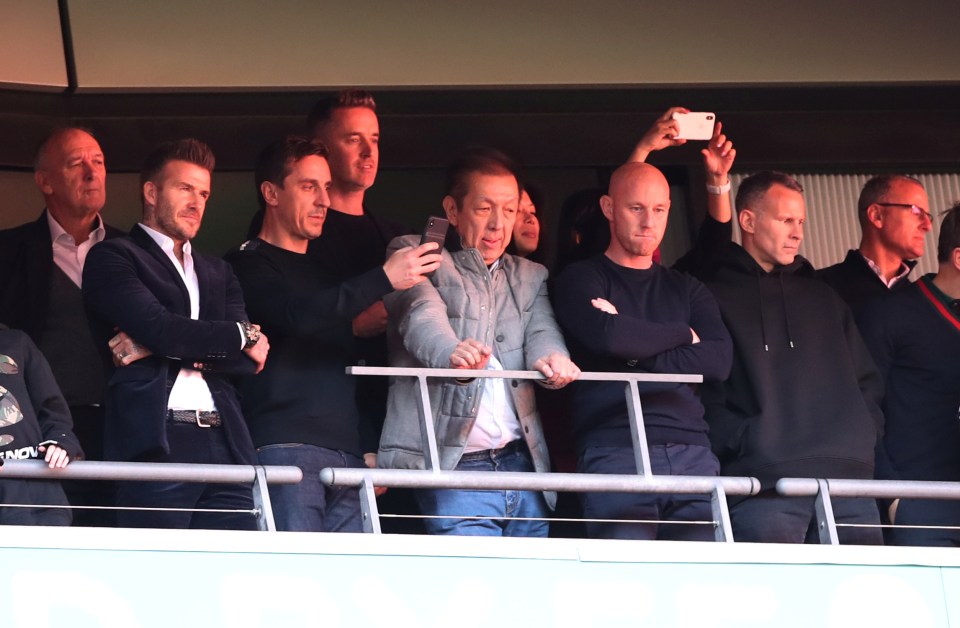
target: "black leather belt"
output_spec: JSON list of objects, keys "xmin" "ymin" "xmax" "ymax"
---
[
  {"xmin": 168, "ymin": 410, "xmax": 221, "ymax": 428},
  {"xmin": 460, "ymin": 439, "xmax": 527, "ymax": 462}
]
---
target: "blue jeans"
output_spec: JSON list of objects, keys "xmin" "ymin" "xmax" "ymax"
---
[
  {"xmin": 415, "ymin": 442, "xmax": 548, "ymax": 537},
  {"xmin": 578, "ymin": 444, "xmax": 720, "ymax": 541},
  {"xmin": 730, "ymin": 492, "xmax": 883, "ymax": 545},
  {"xmin": 257, "ymin": 443, "xmax": 364, "ymax": 533}
]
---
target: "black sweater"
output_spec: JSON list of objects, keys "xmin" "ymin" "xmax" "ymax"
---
[
  {"xmin": 685, "ymin": 218, "xmax": 884, "ymax": 485},
  {"xmin": 858, "ymin": 276, "xmax": 960, "ymax": 482},
  {"xmin": 226, "ymin": 239, "xmax": 393, "ymax": 455},
  {"xmin": 553, "ymin": 254, "xmax": 732, "ymax": 453}
]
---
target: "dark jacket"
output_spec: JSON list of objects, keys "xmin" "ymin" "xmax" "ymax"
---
[
  {"xmin": 0, "ymin": 211, "xmax": 123, "ymax": 344},
  {"xmin": 82, "ymin": 225, "xmax": 257, "ymax": 464},
  {"xmin": 817, "ymin": 249, "xmax": 914, "ymax": 316},
  {"xmin": 858, "ymin": 277, "xmax": 960, "ymax": 482},
  {"xmin": 686, "ymin": 220, "xmax": 884, "ymax": 486}
]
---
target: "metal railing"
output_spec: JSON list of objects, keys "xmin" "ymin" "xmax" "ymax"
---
[
  {"xmin": 0, "ymin": 459, "xmax": 302, "ymax": 531},
  {"xmin": 777, "ymin": 477, "xmax": 960, "ymax": 544},
  {"xmin": 324, "ymin": 366, "xmax": 762, "ymax": 540}
]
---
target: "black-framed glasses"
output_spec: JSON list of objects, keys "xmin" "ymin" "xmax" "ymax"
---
[{"xmin": 876, "ymin": 203, "xmax": 932, "ymax": 222}]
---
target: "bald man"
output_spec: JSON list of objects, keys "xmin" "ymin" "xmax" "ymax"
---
[{"xmin": 553, "ymin": 162, "xmax": 733, "ymax": 540}]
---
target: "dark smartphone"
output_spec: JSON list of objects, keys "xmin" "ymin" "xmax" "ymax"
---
[
  {"xmin": 420, "ymin": 216, "xmax": 449, "ymax": 250},
  {"xmin": 419, "ymin": 216, "xmax": 448, "ymax": 276}
]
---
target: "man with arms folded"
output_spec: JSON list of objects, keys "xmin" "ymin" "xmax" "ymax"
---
[
  {"xmin": 553, "ymin": 161, "xmax": 733, "ymax": 540},
  {"xmin": 858, "ymin": 202, "xmax": 960, "ymax": 546},
  {"xmin": 378, "ymin": 147, "xmax": 579, "ymax": 537},
  {"xmin": 227, "ymin": 136, "xmax": 439, "ymax": 531},
  {"xmin": 83, "ymin": 139, "xmax": 269, "ymax": 530}
]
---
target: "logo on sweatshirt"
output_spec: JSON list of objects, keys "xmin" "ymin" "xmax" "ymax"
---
[
  {"xmin": 0, "ymin": 354, "xmax": 18, "ymax": 375},
  {"xmin": 0, "ymin": 383, "xmax": 25, "ymax": 449}
]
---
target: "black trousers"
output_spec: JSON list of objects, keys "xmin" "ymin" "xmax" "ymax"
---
[{"xmin": 114, "ymin": 422, "xmax": 256, "ymax": 530}]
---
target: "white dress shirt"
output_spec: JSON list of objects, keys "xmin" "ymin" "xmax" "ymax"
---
[
  {"xmin": 463, "ymin": 353, "xmax": 524, "ymax": 452},
  {"xmin": 47, "ymin": 211, "xmax": 106, "ymax": 287},
  {"xmin": 139, "ymin": 224, "xmax": 217, "ymax": 412}
]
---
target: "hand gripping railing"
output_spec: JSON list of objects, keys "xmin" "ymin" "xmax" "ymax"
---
[
  {"xmin": 777, "ymin": 477, "xmax": 960, "ymax": 544},
  {"xmin": 0, "ymin": 459, "xmax": 302, "ymax": 531},
  {"xmin": 323, "ymin": 367, "xmax": 761, "ymax": 540}
]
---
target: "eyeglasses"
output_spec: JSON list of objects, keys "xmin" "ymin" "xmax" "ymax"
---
[{"xmin": 876, "ymin": 203, "xmax": 932, "ymax": 222}]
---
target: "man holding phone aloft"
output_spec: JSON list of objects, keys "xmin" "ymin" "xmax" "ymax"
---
[
  {"xmin": 227, "ymin": 136, "xmax": 438, "ymax": 532},
  {"xmin": 378, "ymin": 147, "xmax": 579, "ymax": 537}
]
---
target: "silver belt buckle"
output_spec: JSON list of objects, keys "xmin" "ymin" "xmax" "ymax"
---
[{"xmin": 195, "ymin": 410, "xmax": 211, "ymax": 428}]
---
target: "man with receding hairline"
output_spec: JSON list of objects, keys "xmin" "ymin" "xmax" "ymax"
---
[
  {"xmin": 819, "ymin": 175, "xmax": 932, "ymax": 314},
  {"xmin": 684, "ymin": 170, "xmax": 885, "ymax": 544},
  {"xmin": 554, "ymin": 162, "xmax": 732, "ymax": 540},
  {"xmin": 858, "ymin": 202, "xmax": 960, "ymax": 547},
  {"xmin": 0, "ymin": 126, "xmax": 123, "ymax": 525}
]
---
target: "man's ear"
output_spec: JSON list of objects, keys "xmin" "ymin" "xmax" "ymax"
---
[
  {"xmin": 260, "ymin": 181, "xmax": 279, "ymax": 208},
  {"xmin": 143, "ymin": 181, "xmax": 157, "ymax": 208},
  {"xmin": 599, "ymin": 195, "xmax": 614, "ymax": 221},
  {"xmin": 951, "ymin": 247, "xmax": 960, "ymax": 272},
  {"xmin": 34, "ymin": 170, "xmax": 52, "ymax": 195},
  {"xmin": 866, "ymin": 204, "xmax": 884, "ymax": 229},
  {"xmin": 442, "ymin": 195, "xmax": 459, "ymax": 227},
  {"xmin": 739, "ymin": 208, "xmax": 756, "ymax": 235}
]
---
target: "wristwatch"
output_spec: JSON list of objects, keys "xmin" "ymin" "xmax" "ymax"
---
[{"xmin": 239, "ymin": 320, "xmax": 261, "ymax": 350}]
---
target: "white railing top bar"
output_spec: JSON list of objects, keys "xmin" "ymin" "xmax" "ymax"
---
[
  {"xmin": 321, "ymin": 468, "xmax": 760, "ymax": 495},
  {"xmin": 347, "ymin": 366, "xmax": 702, "ymax": 384},
  {"xmin": 777, "ymin": 477, "xmax": 960, "ymax": 500},
  {"xmin": 0, "ymin": 459, "xmax": 302, "ymax": 484}
]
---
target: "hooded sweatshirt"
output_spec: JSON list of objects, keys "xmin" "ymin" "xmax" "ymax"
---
[
  {"xmin": 0, "ymin": 325, "xmax": 82, "ymax": 462},
  {"xmin": 686, "ymin": 218, "xmax": 884, "ymax": 486}
]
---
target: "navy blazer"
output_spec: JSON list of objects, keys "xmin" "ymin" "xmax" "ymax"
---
[
  {"xmin": 82, "ymin": 225, "xmax": 257, "ymax": 464},
  {"xmin": 0, "ymin": 211, "xmax": 124, "ymax": 344}
]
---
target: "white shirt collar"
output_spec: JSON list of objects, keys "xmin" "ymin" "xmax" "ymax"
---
[
  {"xmin": 139, "ymin": 223, "xmax": 193, "ymax": 258},
  {"xmin": 47, "ymin": 210, "xmax": 105, "ymax": 246}
]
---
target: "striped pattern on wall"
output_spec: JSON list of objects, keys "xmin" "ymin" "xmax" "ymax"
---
[{"xmin": 728, "ymin": 173, "xmax": 960, "ymax": 277}]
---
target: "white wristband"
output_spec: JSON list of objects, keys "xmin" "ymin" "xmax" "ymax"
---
[{"xmin": 706, "ymin": 181, "xmax": 731, "ymax": 195}]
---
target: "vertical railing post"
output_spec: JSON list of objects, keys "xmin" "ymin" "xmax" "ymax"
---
[
  {"xmin": 359, "ymin": 477, "xmax": 382, "ymax": 534},
  {"xmin": 624, "ymin": 380, "xmax": 653, "ymax": 477},
  {"xmin": 711, "ymin": 483, "xmax": 734, "ymax": 542},
  {"xmin": 814, "ymin": 479, "xmax": 839, "ymax": 545},
  {"xmin": 415, "ymin": 374, "xmax": 442, "ymax": 472},
  {"xmin": 251, "ymin": 465, "xmax": 276, "ymax": 532}
]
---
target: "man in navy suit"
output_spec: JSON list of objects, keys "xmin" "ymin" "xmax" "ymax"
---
[
  {"xmin": 0, "ymin": 127, "xmax": 124, "ymax": 525},
  {"xmin": 83, "ymin": 138, "xmax": 270, "ymax": 530}
]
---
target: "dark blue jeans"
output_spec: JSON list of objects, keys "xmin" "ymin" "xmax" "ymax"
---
[
  {"xmin": 578, "ymin": 444, "xmax": 720, "ymax": 541},
  {"xmin": 114, "ymin": 423, "xmax": 256, "ymax": 530},
  {"xmin": 257, "ymin": 443, "xmax": 364, "ymax": 533},
  {"xmin": 415, "ymin": 442, "xmax": 548, "ymax": 537},
  {"xmin": 730, "ymin": 492, "xmax": 883, "ymax": 545}
]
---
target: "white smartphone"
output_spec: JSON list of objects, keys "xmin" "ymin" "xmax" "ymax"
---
[{"xmin": 672, "ymin": 111, "xmax": 715, "ymax": 141}]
